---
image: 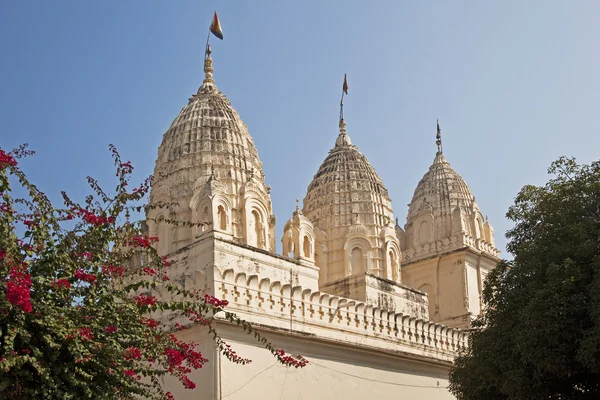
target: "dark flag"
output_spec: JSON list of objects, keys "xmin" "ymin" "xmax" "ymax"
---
[{"xmin": 343, "ymin": 73, "xmax": 349, "ymax": 94}]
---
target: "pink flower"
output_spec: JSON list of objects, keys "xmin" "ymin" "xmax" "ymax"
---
[
  {"xmin": 0, "ymin": 149, "xmax": 17, "ymax": 168},
  {"xmin": 130, "ymin": 236, "xmax": 159, "ymax": 248},
  {"xmin": 79, "ymin": 327, "xmax": 94, "ymax": 341},
  {"xmin": 54, "ymin": 278, "xmax": 71, "ymax": 289},
  {"xmin": 6, "ymin": 265, "xmax": 32, "ymax": 313},
  {"xmin": 165, "ymin": 348, "xmax": 184, "ymax": 367},
  {"xmin": 181, "ymin": 375, "xmax": 196, "ymax": 390},
  {"xmin": 102, "ymin": 264, "xmax": 125, "ymax": 277},
  {"xmin": 203, "ymin": 294, "xmax": 228, "ymax": 308},
  {"xmin": 104, "ymin": 325, "xmax": 117, "ymax": 333},
  {"xmin": 123, "ymin": 346, "xmax": 142, "ymax": 360},
  {"xmin": 75, "ymin": 269, "xmax": 97, "ymax": 284},
  {"xmin": 134, "ymin": 294, "xmax": 158, "ymax": 307},
  {"xmin": 124, "ymin": 369, "xmax": 136, "ymax": 377},
  {"xmin": 142, "ymin": 318, "xmax": 161, "ymax": 329},
  {"xmin": 77, "ymin": 208, "xmax": 115, "ymax": 226}
]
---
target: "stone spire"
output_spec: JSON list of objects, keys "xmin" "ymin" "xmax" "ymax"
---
[
  {"xmin": 303, "ymin": 79, "xmax": 399, "ymax": 283},
  {"xmin": 402, "ymin": 123, "xmax": 498, "ymax": 263},
  {"xmin": 149, "ymin": 41, "xmax": 276, "ymax": 255}
]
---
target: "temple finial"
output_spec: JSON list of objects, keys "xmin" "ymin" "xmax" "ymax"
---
[
  {"xmin": 436, "ymin": 119, "xmax": 443, "ymax": 154},
  {"xmin": 335, "ymin": 74, "xmax": 352, "ymax": 146},
  {"xmin": 339, "ymin": 118, "xmax": 347, "ymax": 134},
  {"xmin": 202, "ymin": 44, "xmax": 215, "ymax": 89}
]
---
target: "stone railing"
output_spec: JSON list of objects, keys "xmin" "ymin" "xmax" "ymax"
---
[
  {"xmin": 403, "ymin": 232, "xmax": 499, "ymax": 263},
  {"xmin": 214, "ymin": 268, "xmax": 468, "ymax": 363}
]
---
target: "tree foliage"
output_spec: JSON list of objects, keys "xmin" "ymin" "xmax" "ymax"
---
[
  {"xmin": 0, "ymin": 145, "xmax": 306, "ymax": 400},
  {"xmin": 449, "ymin": 157, "xmax": 600, "ymax": 399}
]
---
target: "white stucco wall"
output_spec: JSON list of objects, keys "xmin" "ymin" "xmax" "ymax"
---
[{"xmin": 163, "ymin": 324, "xmax": 455, "ymax": 400}]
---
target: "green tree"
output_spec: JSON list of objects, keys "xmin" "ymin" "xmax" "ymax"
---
[
  {"xmin": 449, "ymin": 157, "xmax": 600, "ymax": 399},
  {"xmin": 0, "ymin": 145, "xmax": 306, "ymax": 400}
]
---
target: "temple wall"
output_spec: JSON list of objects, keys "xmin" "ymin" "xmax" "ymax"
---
[
  {"xmin": 218, "ymin": 324, "xmax": 454, "ymax": 400},
  {"xmin": 163, "ymin": 324, "xmax": 454, "ymax": 400}
]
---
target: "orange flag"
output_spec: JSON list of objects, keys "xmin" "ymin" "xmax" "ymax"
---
[{"xmin": 210, "ymin": 11, "xmax": 223, "ymax": 40}]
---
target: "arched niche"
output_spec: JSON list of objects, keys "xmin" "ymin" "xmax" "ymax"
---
[
  {"xmin": 351, "ymin": 247, "xmax": 365, "ymax": 275},
  {"xmin": 243, "ymin": 199, "xmax": 268, "ymax": 250},
  {"xmin": 250, "ymin": 209, "xmax": 263, "ymax": 248},
  {"xmin": 212, "ymin": 195, "xmax": 233, "ymax": 236},
  {"xmin": 303, "ymin": 235, "xmax": 311, "ymax": 258},
  {"xmin": 473, "ymin": 212, "xmax": 485, "ymax": 240},
  {"xmin": 344, "ymin": 237, "xmax": 371, "ymax": 276},
  {"xmin": 385, "ymin": 243, "xmax": 401, "ymax": 282},
  {"xmin": 217, "ymin": 205, "xmax": 227, "ymax": 230}
]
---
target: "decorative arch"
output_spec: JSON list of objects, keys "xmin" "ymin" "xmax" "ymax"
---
[
  {"xmin": 251, "ymin": 210, "xmax": 263, "ymax": 248},
  {"xmin": 189, "ymin": 198, "xmax": 212, "ymax": 237},
  {"xmin": 243, "ymin": 197, "xmax": 269, "ymax": 250},
  {"xmin": 351, "ymin": 247, "xmax": 365, "ymax": 275},
  {"xmin": 303, "ymin": 235, "xmax": 311, "ymax": 258},
  {"xmin": 344, "ymin": 237, "xmax": 371, "ymax": 276},
  {"xmin": 217, "ymin": 205, "xmax": 227, "ymax": 230},
  {"xmin": 385, "ymin": 243, "xmax": 401, "ymax": 282},
  {"xmin": 212, "ymin": 195, "xmax": 233, "ymax": 236},
  {"xmin": 473, "ymin": 211, "xmax": 485, "ymax": 240}
]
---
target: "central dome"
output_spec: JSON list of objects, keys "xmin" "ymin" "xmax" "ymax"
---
[
  {"xmin": 303, "ymin": 121, "xmax": 399, "ymax": 284},
  {"xmin": 303, "ymin": 130, "xmax": 393, "ymax": 229}
]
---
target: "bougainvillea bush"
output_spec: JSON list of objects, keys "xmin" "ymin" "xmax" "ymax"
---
[{"xmin": 0, "ymin": 145, "xmax": 306, "ymax": 400}]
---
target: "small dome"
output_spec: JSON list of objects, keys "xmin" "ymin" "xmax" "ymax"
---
[
  {"xmin": 402, "ymin": 122, "xmax": 498, "ymax": 262},
  {"xmin": 406, "ymin": 152, "xmax": 475, "ymax": 225},
  {"xmin": 284, "ymin": 204, "xmax": 313, "ymax": 232},
  {"xmin": 303, "ymin": 131, "xmax": 393, "ymax": 231}
]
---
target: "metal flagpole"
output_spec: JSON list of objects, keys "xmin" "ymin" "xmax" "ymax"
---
[
  {"xmin": 204, "ymin": 29, "xmax": 211, "ymax": 61},
  {"xmin": 339, "ymin": 91, "xmax": 345, "ymax": 124}
]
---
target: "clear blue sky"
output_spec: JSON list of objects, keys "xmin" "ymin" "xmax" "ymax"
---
[{"xmin": 1, "ymin": 1, "xmax": 599, "ymax": 257}]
